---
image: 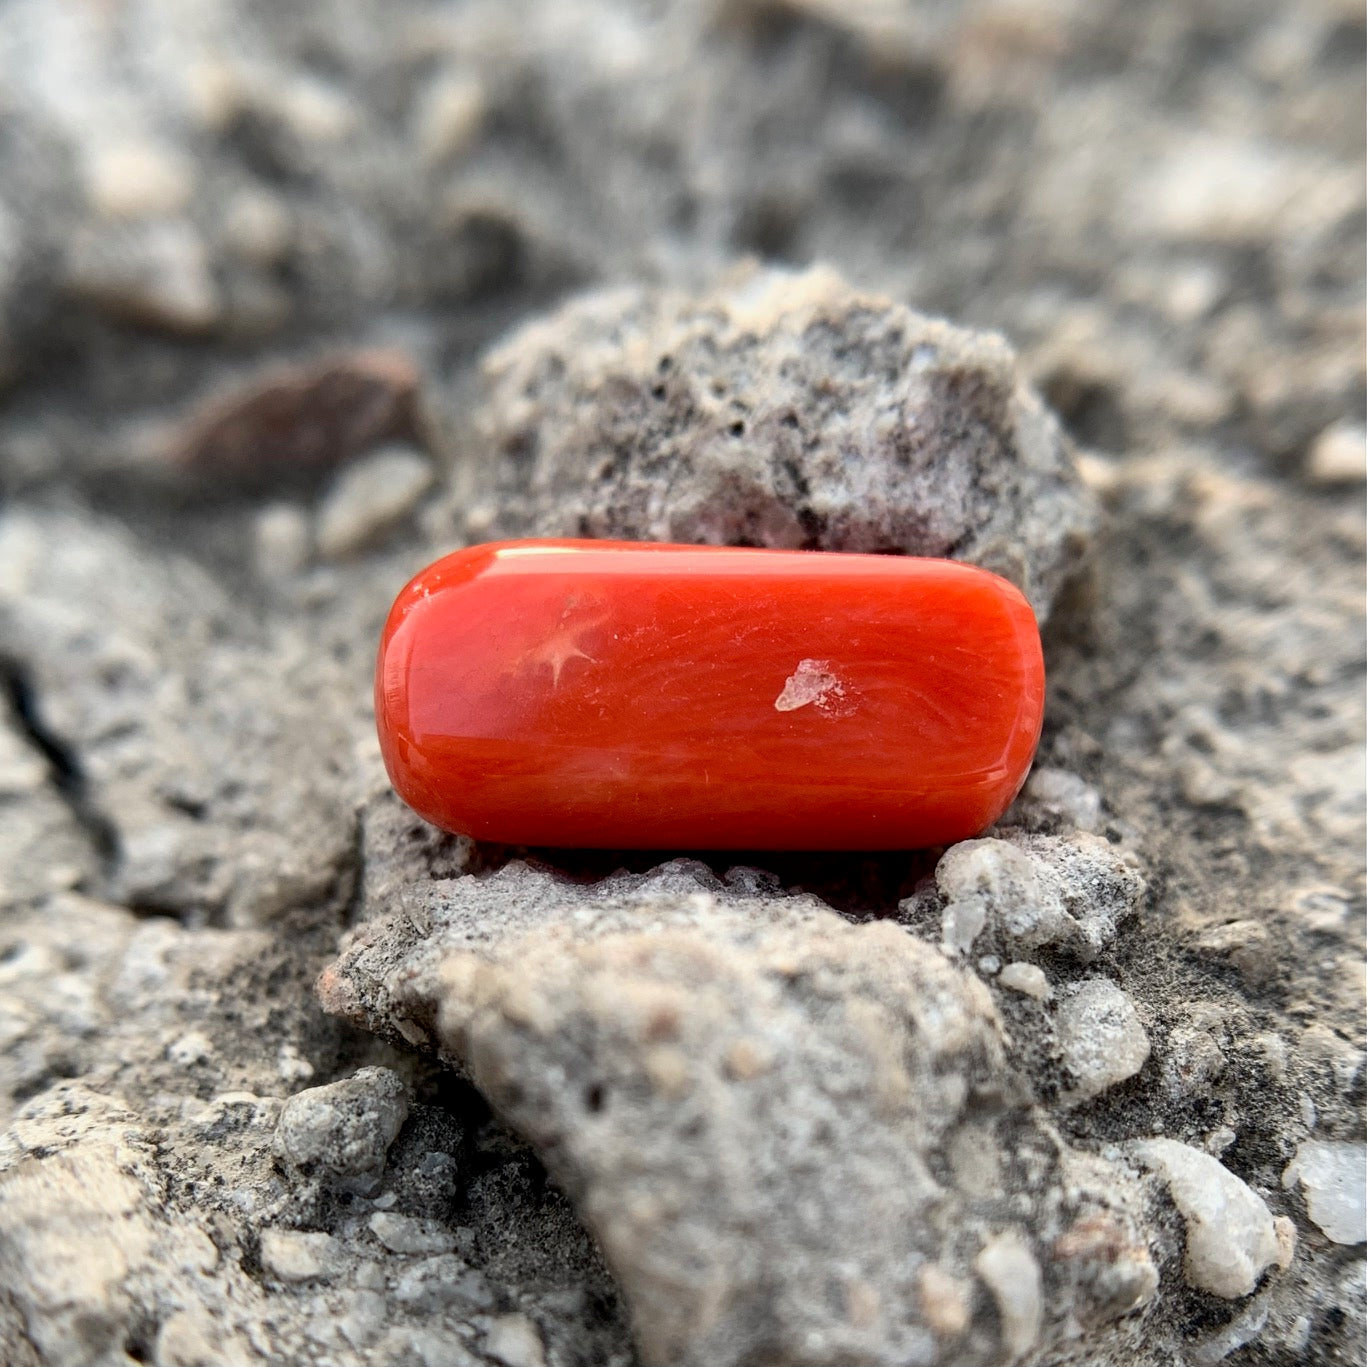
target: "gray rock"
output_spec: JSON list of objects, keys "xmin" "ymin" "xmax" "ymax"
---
[
  {"xmin": 275, "ymin": 1067, "xmax": 409, "ymax": 1186},
  {"xmin": 901, "ymin": 830, "xmax": 1145, "ymax": 962},
  {"xmin": 1055, "ymin": 979, "xmax": 1151, "ymax": 1104},
  {"xmin": 474, "ymin": 265, "xmax": 1096, "ymax": 619},
  {"xmin": 0, "ymin": 0, "xmax": 1361, "ymax": 1362},
  {"xmin": 0, "ymin": 509, "xmax": 355, "ymax": 925},
  {"xmin": 321, "ymin": 859, "xmax": 1157, "ymax": 1367},
  {"xmin": 315, "ymin": 446, "xmax": 434, "ymax": 560}
]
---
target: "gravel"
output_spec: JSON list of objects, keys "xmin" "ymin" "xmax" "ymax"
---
[{"xmin": 0, "ymin": 1, "xmax": 1361, "ymax": 1364}]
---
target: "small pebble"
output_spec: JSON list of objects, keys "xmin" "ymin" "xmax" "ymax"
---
[
  {"xmin": 483, "ymin": 1313, "xmax": 548, "ymax": 1367},
  {"xmin": 0, "ymin": 722, "xmax": 49, "ymax": 794},
  {"xmin": 1161, "ymin": 262, "xmax": 1226, "ymax": 322},
  {"xmin": 275, "ymin": 1066, "xmax": 408, "ymax": 1183},
  {"xmin": 1188, "ymin": 1292, "xmax": 1273, "ymax": 1365},
  {"xmin": 393, "ymin": 1255, "xmax": 495, "ymax": 1313},
  {"xmin": 936, "ymin": 839, "xmax": 1050, "ymax": 956},
  {"xmin": 464, "ymin": 502, "xmax": 498, "ymax": 537},
  {"xmin": 254, "ymin": 504, "xmax": 312, "ymax": 579},
  {"xmin": 405, "ymin": 1328, "xmax": 480, "ymax": 1367},
  {"xmin": 67, "ymin": 221, "xmax": 220, "ymax": 333},
  {"xmin": 1306, "ymin": 421, "xmax": 1366, "ymax": 485},
  {"xmin": 1131, "ymin": 135, "xmax": 1300, "ymax": 242},
  {"xmin": 368, "ymin": 1211, "xmax": 457, "ymax": 1256},
  {"xmin": 998, "ymin": 962, "xmax": 1051, "ymax": 1001},
  {"xmin": 156, "ymin": 1309, "xmax": 254, "ymax": 1367},
  {"xmin": 1021, "ymin": 766, "xmax": 1103, "ymax": 831},
  {"xmin": 974, "ymin": 1231, "xmax": 1042, "ymax": 1359},
  {"xmin": 416, "ymin": 72, "xmax": 487, "ymax": 164},
  {"xmin": 315, "ymin": 447, "xmax": 434, "ymax": 559},
  {"xmin": 273, "ymin": 77, "xmax": 355, "ymax": 143},
  {"xmin": 1162, "ymin": 1016, "xmax": 1227, "ymax": 1099},
  {"xmin": 1282, "ymin": 1141, "xmax": 1367, "ymax": 1245},
  {"xmin": 916, "ymin": 1264, "xmax": 971, "ymax": 1338},
  {"xmin": 1273, "ymin": 1216, "xmax": 1297, "ymax": 1269},
  {"xmin": 1133, "ymin": 1138, "xmax": 1279, "ymax": 1298},
  {"xmin": 1287, "ymin": 886, "xmax": 1352, "ymax": 933},
  {"xmin": 337, "ymin": 1289, "xmax": 387, "ymax": 1348},
  {"xmin": 166, "ymin": 1031, "xmax": 213, "ymax": 1066},
  {"xmin": 85, "ymin": 141, "xmax": 195, "ymax": 220},
  {"xmin": 1207, "ymin": 1126, "xmax": 1237, "ymax": 1155},
  {"xmin": 222, "ymin": 188, "xmax": 294, "ymax": 268},
  {"xmin": 942, "ymin": 895, "xmax": 987, "ymax": 956},
  {"xmin": 1253, "ymin": 1033, "xmax": 1288, "ymax": 1082},
  {"xmin": 258, "ymin": 1228, "xmax": 344, "ymax": 1283},
  {"xmin": 173, "ymin": 350, "xmax": 419, "ymax": 478},
  {"xmin": 1057, "ymin": 978, "xmax": 1150, "ymax": 1101},
  {"xmin": 277, "ymin": 1042, "xmax": 315, "ymax": 1084}
]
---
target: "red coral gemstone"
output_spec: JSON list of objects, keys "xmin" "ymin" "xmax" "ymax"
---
[{"xmin": 376, "ymin": 540, "xmax": 1044, "ymax": 849}]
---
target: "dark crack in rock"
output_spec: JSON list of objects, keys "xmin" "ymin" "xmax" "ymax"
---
[{"xmin": 0, "ymin": 509, "xmax": 355, "ymax": 925}]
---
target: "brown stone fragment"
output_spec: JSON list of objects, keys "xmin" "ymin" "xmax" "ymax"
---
[{"xmin": 171, "ymin": 349, "xmax": 421, "ymax": 483}]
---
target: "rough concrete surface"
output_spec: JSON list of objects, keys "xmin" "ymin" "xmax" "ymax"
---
[{"xmin": 0, "ymin": 2, "xmax": 1362, "ymax": 1366}]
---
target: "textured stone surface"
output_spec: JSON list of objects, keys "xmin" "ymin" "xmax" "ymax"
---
[
  {"xmin": 1055, "ymin": 979, "xmax": 1151, "ymax": 1104},
  {"xmin": 323, "ymin": 860, "xmax": 1158, "ymax": 1366},
  {"xmin": 899, "ymin": 830, "xmax": 1146, "ymax": 962},
  {"xmin": 0, "ymin": 1, "xmax": 1362, "ymax": 1364},
  {"xmin": 0, "ymin": 510, "xmax": 355, "ymax": 926},
  {"xmin": 473, "ymin": 266, "xmax": 1095, "ymax": 620}
]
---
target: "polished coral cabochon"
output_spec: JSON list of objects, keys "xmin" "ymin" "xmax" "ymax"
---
[{"xmin": 376, "ymin": 539, "xmax": 1045, "ymax": 850}]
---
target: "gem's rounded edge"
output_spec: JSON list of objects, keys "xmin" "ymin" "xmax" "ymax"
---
[
  {"xmin": 376, "ymin": 539, "xmax": 1050, "ymax": 849},
  {"xmin": 976, "ymin": 575, "xmax": 1047, "ymax": 832},
  {"xmin": 375, "ymin": 543, "xmax": 499, "ymax": 838}
]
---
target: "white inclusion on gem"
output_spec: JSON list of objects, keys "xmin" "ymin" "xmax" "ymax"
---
[
  {"xmin": 541, "ymin": 635, "xmax": 595, "ymax": 686},
  {"xmin": 522, "ymin": 598, "xmax": 606, "ymax": 687},
  {"xmin": 525, "ymin": 625, "xmax": 601, "ymax": 686},
  {"xmin": 774, "ymin": 659, "xmax": 845, "ymax": 713}
]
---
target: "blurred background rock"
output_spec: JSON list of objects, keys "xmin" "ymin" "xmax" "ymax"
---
[{"xmin": 0, "ymin": 3, "xmax": 1362, "ymax": 1366}]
